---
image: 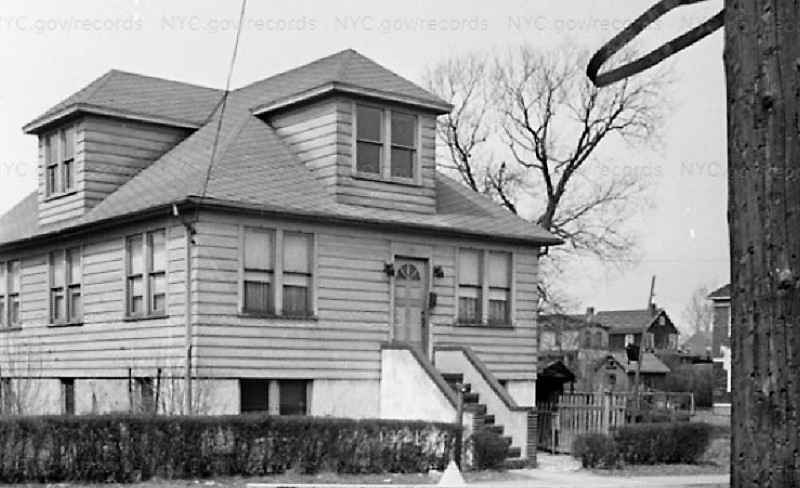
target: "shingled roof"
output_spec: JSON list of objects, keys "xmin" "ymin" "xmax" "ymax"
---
[
  {"xmin": 1, "ymin": 49, "xmax": 559, "ymax": 249},
  {"xmin": 593, "ymin": 309, "xmax": 666, "ymax": 335},
  {"xmin": 602, "ymin": 352, "xmax": 671, "ymax": 374}
]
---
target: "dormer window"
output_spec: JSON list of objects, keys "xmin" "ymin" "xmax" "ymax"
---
[
  {"xmin": 44, "ymin": 125, "xmax": 76, "ymax": 197},
  {"xmin": 354, "ymin": 104, "xmax": 418, "ymax": 182}
]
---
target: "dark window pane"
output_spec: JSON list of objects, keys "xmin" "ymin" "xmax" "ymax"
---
[
  {"xmin": 391, "ymin": 113, "xmax": 415, "ymax": 146},
  {"xmin": 68, "ymin": 288, "xmax": 81, "ymax": 321},
  {"xmin": 279, "ymin": 380, "xmax": 307, "ymax": 415},
  {"xmin": 244, "ymin": 281, "xmax": 272, "ymax": 313},
  {"xmin": 63, "ymin": 160, "xmax": 73, "ymax": 190},
  {"xmin": 0, "ymin": 298, "xmax": 4, "ymax": 326},
  {"xmin": 488, "ymin": 299, "xmax": 508, "ymax": 324},
  {"xmin": 240, "ymin": 379, "xmax": 269, "ymax": 413},
  {"xmin": 150, "ymin": 273, "xmax": 166, "ymax": 313},
  {"xmin": 356, "ymin": 105, "xmax": 382, "ymax": 142},
  {"xmin": 458, "ymin": 296, "xmax": 481, "ymax": 323},
  {"xmin": 62, "ymin": 379, "xmax": 75, "ymax": 415},
  {"xmin": 390, "ymin": 148, "xmax": 414, "ymax": 178},
  {"xmin": 9, "ymin": 297, "xmax": 19, "ymax": 324},
  {"xmin": 356, "ymin": 141, "xmax": 381, "ymax": 174},
  {"xmin": 283, "ymin": 285, "xmax": 309, "ymax": 316},
  {"xmin": 129, "ymin": 276, "xmax": 144, "ymax": 315},
  {"xmin": 52, "ymin": 290, "xmax": 65, "ymax": 322},
  {"xmin": 138, "ymin": 378, "xmax": 156, "ymax": 414}
]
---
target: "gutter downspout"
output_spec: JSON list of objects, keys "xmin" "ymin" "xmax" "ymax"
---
[{"xmin": 174, "ymin": 204, "xmax": 196, "ymax": 414}]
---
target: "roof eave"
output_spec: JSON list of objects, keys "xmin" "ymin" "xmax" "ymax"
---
[
  {"xmin": 252, "ymin": 82, "xmax": 453, "ymax": 117},
  {"xmin": 23, "ymin": 103, "xmax": 204, "ymax": 134}
]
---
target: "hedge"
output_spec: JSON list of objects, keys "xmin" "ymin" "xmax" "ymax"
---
[
  {"xmin": 614, "ymin": 422, "xmax": 712, "ymax": 465},
  {"xmin": 469, "ymin": 431, "xmax": 509, "ymax": 470},
  {"xmin": 0, "ymin": 414, "xmax": 459, "ymax": 483},
  {"xmin": 571, "ymin": 433, "xmax": 617, "ymax": 469}
]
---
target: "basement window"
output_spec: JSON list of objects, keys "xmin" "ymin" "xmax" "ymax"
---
[{"xmin": 239, "ymin": 379, "xmax": 310, "ymax": 415}]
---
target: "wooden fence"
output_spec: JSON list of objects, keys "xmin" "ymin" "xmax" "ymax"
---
[{"xmin": 537, "ymin": 392, "xmax": 628, "ymax": 454}]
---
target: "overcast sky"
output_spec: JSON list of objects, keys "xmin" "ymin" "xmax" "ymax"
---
[{"xmin": 0, "ymin": 0, "xmax": 728, "ymax": 331}]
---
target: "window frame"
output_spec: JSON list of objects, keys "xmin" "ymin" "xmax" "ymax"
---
[
  {"xmin": 0, "ymin": 260, "xmax": 21, "ymax": 328},
  {"xmin": 43, "ymin": 125, "xmax": 77, "ymax": 198},
  {"xmin": 455, "ymin": 248, "xmax": 515, "ymax": 327},
  {"xmin": 61, "ymin": 378, "xmax": 75, "ymax": 415},
  {"xmin": 49, "ymin": 247, "xmax": 83, "ymax": 326},
  {"xmin": 125, "ymin": 229, "xmax": 168, "ymax": 319},
  {"xmin": 352, "ymin": 103, "xmax": 420, "ymax": 184},
  {"xmin": 239, "ymin": 378, "xmax": 311, "ymax": 416},
  {"xmin": 239, "ymin": 226, "xmax": 317, "ymax": 319}
]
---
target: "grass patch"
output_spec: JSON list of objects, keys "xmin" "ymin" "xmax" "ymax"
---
[{"xmin": 591, "ymin": 462, "xmax": 728, "ymax": 477}]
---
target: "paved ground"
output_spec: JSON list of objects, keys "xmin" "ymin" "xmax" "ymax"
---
[{"xmin": 470, "ymin": 454, "xmax": 729, "ymax": 488}]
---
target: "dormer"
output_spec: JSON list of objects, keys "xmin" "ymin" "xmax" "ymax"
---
[
  {"xmin": 253, "ymin": 50, "xmax": 451, "ymax": 214},
  {"xmin": 23, "ymin": 70, "xmax": 221, "ymax": 226}
]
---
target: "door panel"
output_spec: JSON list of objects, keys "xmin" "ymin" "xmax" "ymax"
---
[{"xmin": 393, "ymin": 258, "xmax": 428, "ymax": 351}]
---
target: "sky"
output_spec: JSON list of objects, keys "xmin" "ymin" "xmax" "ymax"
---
[{"xmin": 0, "ymin": 0, "xmax": 729, "ymax": 333}]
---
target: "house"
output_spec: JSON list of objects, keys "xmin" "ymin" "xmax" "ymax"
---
[
  {"xmin": 593, "ymin": 306, "xmax": 680, "ymax": 352},
  {"xmin": 708, "ymin": 283, "xmax": 731, "ymax": 413},
  {"xmin": 0, "ymin": 49, "xmax": 560, "ymax": 460},
  {"xmin": 595, "ymin": 352, "xmax": 671, "ymax": 392}
]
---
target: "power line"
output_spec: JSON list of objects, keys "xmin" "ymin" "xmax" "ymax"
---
[{"xmin": 200, "ymin": 0, "xmax": 248, "ymax": 201}]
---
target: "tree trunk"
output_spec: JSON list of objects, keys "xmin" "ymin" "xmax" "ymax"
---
[{"xmin": 726, "ymin": 0, "xmax": 800, "ymax": 485}]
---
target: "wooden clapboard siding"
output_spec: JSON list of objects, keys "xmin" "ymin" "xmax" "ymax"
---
[
  {"xmin": 0, "ymin": 216, "xmax": 188, "ymax": 378},
  {"xmin": 336, "ymin": 103, "xmax": 437, "ymax": 213},
  {"xmin": 270, "ymin": 99, "xmax": 346, "ymax": 195},
  {"xmin": 36, "ymin": 116, "xmax": 189, "ymax": 226},
  {"xmin": 81, "ymin": 116, "xmax": 189, "ymax": 210}
]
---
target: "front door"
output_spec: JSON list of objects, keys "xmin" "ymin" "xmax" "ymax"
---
[{"xmin": 393, "ymin": 258, "xmax": 428, "ymax": 351}]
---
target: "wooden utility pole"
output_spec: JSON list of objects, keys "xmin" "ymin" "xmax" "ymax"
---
[
  {"xmin": 633, "ymin": 276, "xmax": 656, "ymax": 411},
  {"xmin": 586, "ymin": 1, "xmax": 800, "ymax": 485},
  {"xmin": 725, "ymin": 2, "xmax": 800, "ymax": 485}
]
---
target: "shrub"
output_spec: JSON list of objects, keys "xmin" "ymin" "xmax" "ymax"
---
[
  {"xmin": 662, "ymin": 363, "xmax": 714, "ymax": 408},
  {"xmin": 469, "ymin": 431, "xmax": 509, "ymax": 470},
  {"xmin": 0, "ymin": 414, "xmax": 459, "ymax": 483},
  {"xmin": 613, "ymin": 422, "xmax": 712, "ymax": 465},
  {"xmin": 571, "ymin": 433, "xmax": 617, "ymax": 469}
]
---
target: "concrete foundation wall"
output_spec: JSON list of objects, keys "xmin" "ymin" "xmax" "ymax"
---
[
  {"xmin": 506, "ymin": 380, "xmax": 536, "ymax": 407},
  {"xmin": 312, "ymin": 379, "xmax": 380, "ymax": 418},
  {"xmin": 75, "ymin": 379, "xmax": 131, "ymax": 414}
]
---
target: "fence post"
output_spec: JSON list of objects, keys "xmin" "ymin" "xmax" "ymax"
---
[{"xmin": 602, "ymin": 391, "xmax": 611, "ymax": 433}]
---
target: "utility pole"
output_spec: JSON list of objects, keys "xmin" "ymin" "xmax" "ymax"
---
[
  {"xmin": 633, "ymin": 275, "xmax": 656, "ymax": 415},
  {"xmin": 587, "ymin": 0, "xmax": 800, "ymax": 484}
]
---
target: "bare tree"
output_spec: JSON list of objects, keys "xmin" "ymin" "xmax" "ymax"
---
[
  {"xmin": 424, "ymin": 46, "xmax": 665, "ymax": 262},
  {"xmin": 680, "ymin": 283, "xmax": 715, "ymax": 335}
]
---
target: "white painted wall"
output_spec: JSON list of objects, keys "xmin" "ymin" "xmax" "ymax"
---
[
  {"xmin": 506, "ymin": 380, "xmax": 535, "ymax": 407},
  {"xmin": 380, "ymin": 348, "xmax": 456, "ymax": 423},
  {"xmin": 312, "ymin": 379, "xmax": 380, "ymax": 418}
]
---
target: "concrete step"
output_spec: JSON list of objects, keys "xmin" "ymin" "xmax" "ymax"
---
[
  {"xmin": 507, "ymin": 446, "xmax": 522, "ymax": 459},
  {"xmin": 464, "ymin": 403, "xmax": 487, "ymax": 415},
  {"xmin": 462, "ymin": 392, "xmax": 480, "ymax": 404},
  {"xmin": 482, "ymin": 424, "xmax": 504, "ymax": 435},
  {"xmin": 441, "ymin": 373, "xmax": 463, "ymax": 384},
  {"xmin": 482, "ymin": 414, "xmax": 495, "ymax": 425}
]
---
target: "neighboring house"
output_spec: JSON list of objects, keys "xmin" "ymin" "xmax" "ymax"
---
[
  {"xmin": 708, "ymin": 283, "xmax": 732, "ymax": 412},
  {"xmin": 0, "ymin": 50, "xmax": 560, "ymax": 460},
  {"xmin": 594, "ymin": 306, "xmax": 680, "ymax": 352},
  {"xmin": 595, "ymin": 352, "xmax": 671, "ymax": 392}
]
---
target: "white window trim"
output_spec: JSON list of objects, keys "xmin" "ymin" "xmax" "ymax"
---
[
  {"xmin": 43, "ymin": 124, "xmax": 77, "ymax": 198},
  {"xmin": 238, "ymin": 225, "xmax": 318, "ymax": 318},
  {"xmin": 454, "ymin": 247, "xmax": 515, "ymax": 327},
  {"xmin": 0, "ymin": 260, "xmax": 21, "ymax": 328},
  {"xmin": 352, "ymin": 102, "xmax": 422, "ymax": 185},
  {"xmin": 124, "ymin": 229, "xmax": 168, "ymax": 318},
  {"xmin": 48, "ymin": 247, "xmax": 83, "ymax": 325}
]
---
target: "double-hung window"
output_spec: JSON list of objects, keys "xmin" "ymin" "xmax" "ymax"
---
[
  {"xmin": 0, "ymin": 261, "xmax": 21, "ymax": 327},
  {"xmin": 457, "ymin": 249, "xmax": 513, "ymax": 326},
  {"xmin": 44, "ymin": 125, "xmax": 76, "ymax": 197},
  {"xmin": 50, "ymin": 248, "xmax": 82, "ymax": 324},
  {"xmin": 355, "ymin": 104, "xmax": 418, "ymax": 181},
  {"xmin": 126, "ymin": 230, "xmax": 167, "ymax": 317},
  {"xmin": 487, "ymin": 252, "xmax": 511, "ymax": 324},
  {"xmin": 241, "ymin": 228, "xmax": 314, "ymax": 318},
  {"xmin": 457, "ymin": 249, "xmax": 482, "ymax": 324},
  {"xmin": 243, "ymin": 228, "xmax": 275, "ymax": 314},
  {"xmin": 282, "ymin": 233, "xmax": 312, "ymax": 317}
]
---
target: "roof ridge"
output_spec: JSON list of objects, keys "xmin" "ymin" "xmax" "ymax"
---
[
  {"xmin": 106, "ymin": 68, "xmax": 223, "ymax": 92},
  {"xmin": 234, "ymin": 48, "xmax": 354, "ymax": 94}
]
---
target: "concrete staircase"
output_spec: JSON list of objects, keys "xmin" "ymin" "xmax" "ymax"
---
[{"xmin": 440, "ymin": 372, "xmax": 522, "ymax": 459}]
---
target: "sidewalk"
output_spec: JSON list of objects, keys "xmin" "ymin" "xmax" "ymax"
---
[{"xmin": 471, "ymin": 454, "xmax": 729, "ymax": 488}]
